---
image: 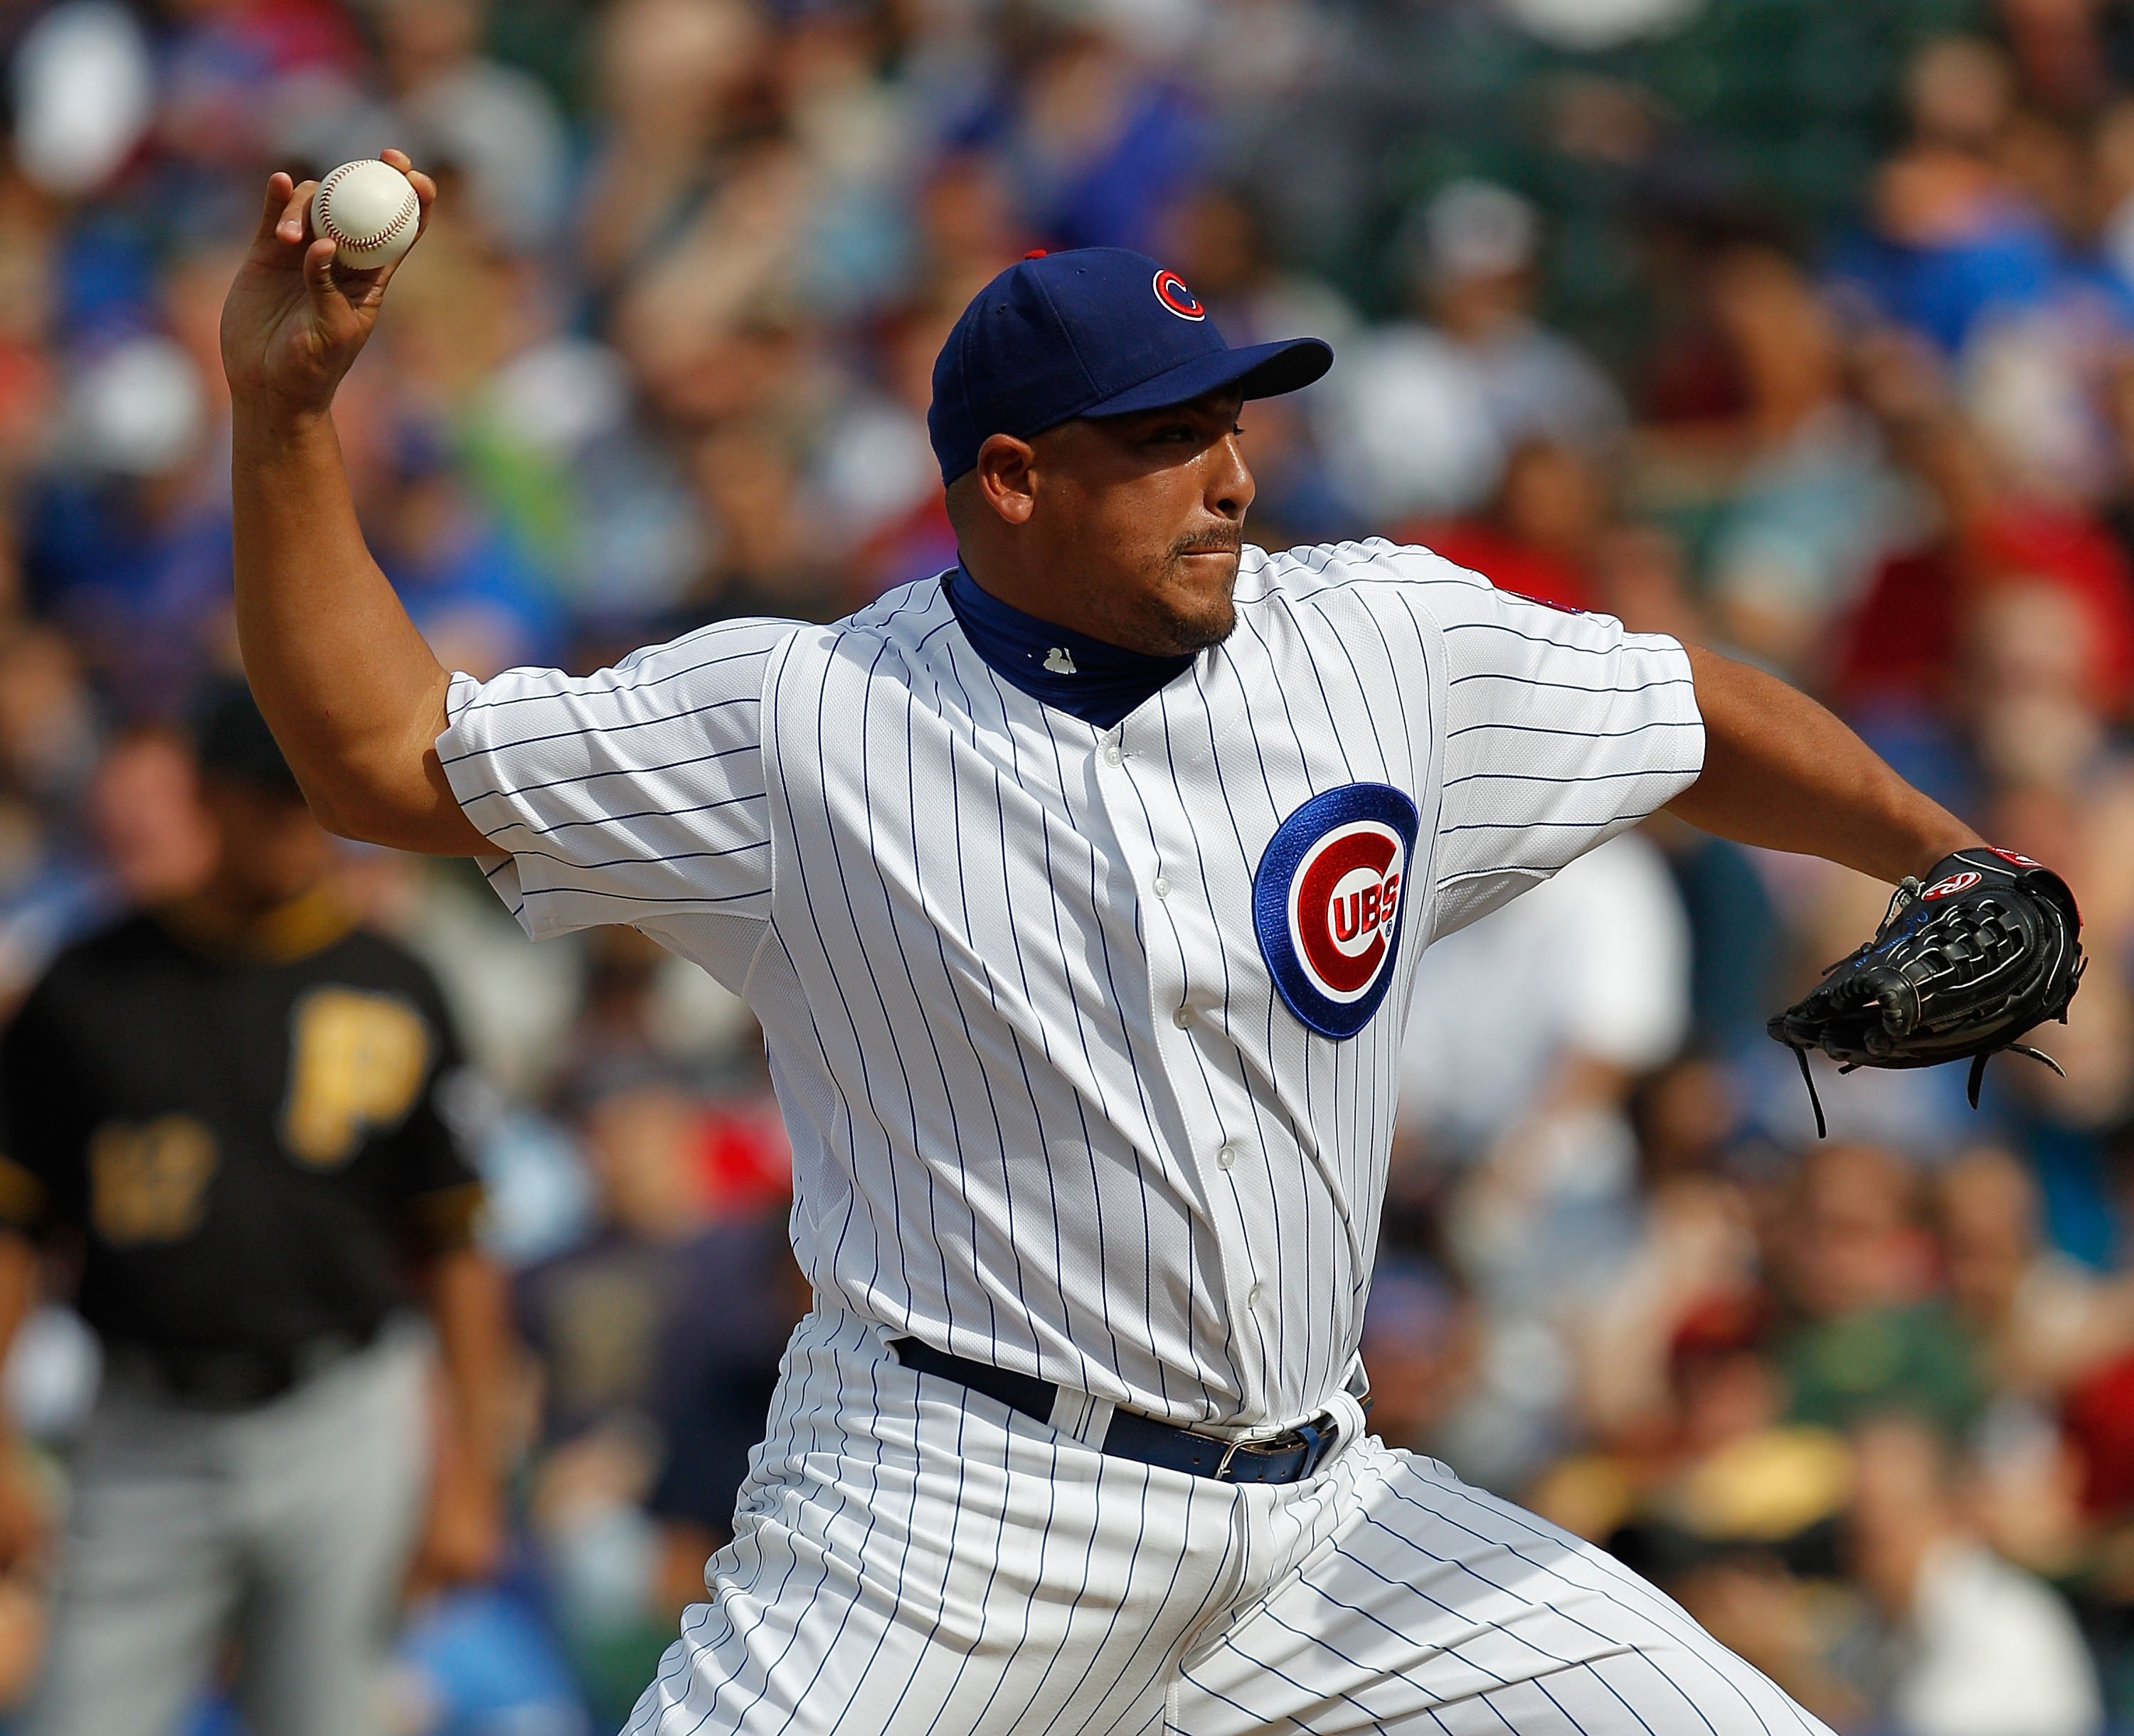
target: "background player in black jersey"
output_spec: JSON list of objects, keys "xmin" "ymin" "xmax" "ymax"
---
[{"xmin": 0, "ymin": 681, "xmax": 514, "ymax": 1736}]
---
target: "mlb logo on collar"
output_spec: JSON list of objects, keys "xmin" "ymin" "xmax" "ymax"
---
[{"xmin": 1253, "ymin": 783, "xmax": 1421, "ymax": 1039}]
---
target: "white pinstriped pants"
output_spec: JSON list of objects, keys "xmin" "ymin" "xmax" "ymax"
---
[{"xmin": 627, "ymin": 1310, "xmax": 1830, "ymax": 1736}]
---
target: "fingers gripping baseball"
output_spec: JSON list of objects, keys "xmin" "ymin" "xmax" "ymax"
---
[
  {"xmin": 301, "ymin": 234, "xmax": 358, "ymax": 328},
  {"xmin": 221, "ymin": 150, "xmax": 434, "ymax": 413}
]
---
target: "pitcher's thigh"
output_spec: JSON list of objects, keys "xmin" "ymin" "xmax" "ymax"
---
[
  {"xmin": 626, "ymin": 1399, "xmax": 1234, "ymax": 1736},
  {"xmin": 1172, "ymin": 1442, "xmax": 1833, "ymax": 1736}
]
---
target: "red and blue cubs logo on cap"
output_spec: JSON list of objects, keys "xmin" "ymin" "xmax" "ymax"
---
[
  {"xmin": 1153, "ymin": 270, "xmax": 1206, "ymax": 321},
  {"xmin": 1253, "ymin": 783, "xmax": 1421, "ymax": 1039}
]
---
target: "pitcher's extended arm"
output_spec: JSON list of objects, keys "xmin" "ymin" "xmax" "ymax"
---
[
  {"xmin": 223, "ymin": 156, "xmax": 487, "ymax": 856},
  {"xmin": 1665, "ymin": 645, "xmax": 1979, "ymax": 883}
]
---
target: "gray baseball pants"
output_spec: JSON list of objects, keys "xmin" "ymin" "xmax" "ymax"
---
[{"xmin": 24, "ymin": 1326, "xmax": 429, "ymax": 1736}]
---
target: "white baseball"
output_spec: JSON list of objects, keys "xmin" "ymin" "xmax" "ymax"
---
[{"xmin": 311, "ymin": 159, "xmax": 420, "ymax": 271}]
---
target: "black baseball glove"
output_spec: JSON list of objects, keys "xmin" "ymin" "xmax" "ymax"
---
[{"xmin": 1766, "ymin": 847, "xmax": 2085, "ymax": 1136}]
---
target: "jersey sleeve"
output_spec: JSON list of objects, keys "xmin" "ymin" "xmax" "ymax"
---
[
  {"xmin": 1418, "ymin": 558, "xmax": 1704, "ymax": 939},
  {"xmin": 436, "ymin": 618, "xmax": 797, "ymax": 942}
]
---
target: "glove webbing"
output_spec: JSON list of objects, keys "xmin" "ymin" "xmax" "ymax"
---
[{"xmin": 1779, "ymin": 874, "xmax": 2073, "ymax": 1139}]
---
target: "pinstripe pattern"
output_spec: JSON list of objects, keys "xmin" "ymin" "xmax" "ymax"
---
[
  {"xmin": 434, "ymin": 539, "xmax": 1835, "ymax": 1736},
  {"xmin": 622, "ymin": 1313, "xmax": 1830, "ymax": 1736},
  {"xmin": 1174, "ymin": 1445, "xmax": 1826, "ymax": 1735},
  {"xmin": 440, "ymin": 540, "xmax": 1701, "ymax": 1429},
  {"xmin": 625, "ymin": 1309, "xmax": 1242, "ymax": 1736}
]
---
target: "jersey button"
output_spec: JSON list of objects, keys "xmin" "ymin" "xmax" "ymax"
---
[
  {"xmin": 1216, "ymin": 1142, "xmax": 1237, "ymax": 1171},
  {"xmin": 1172, "ymin": 1004, "xmax": 1195, "ymax": 1029},
  {"xmin": 1152, "ymin": 875, "xmax": 1171, "ymax": 899},
  {"xmin": 1246, "ymin": 1282, "xmax": 1264, "ymax": 1306},
  {"xmin": 1102, "ymin": 742, "xmax": 1123, "ymax": 766}
]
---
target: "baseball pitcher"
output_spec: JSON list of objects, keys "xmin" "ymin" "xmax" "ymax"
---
[{"xmin": 219, "ymin": 154, "xmax": 2079, "ymax": 1735}]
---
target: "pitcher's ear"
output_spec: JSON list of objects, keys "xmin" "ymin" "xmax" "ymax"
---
[{"xmin": 975, "ymin": 434, "xmax": 1039, "ymax": 527}]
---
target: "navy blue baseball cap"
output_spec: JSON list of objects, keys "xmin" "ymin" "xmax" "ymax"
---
[{"xmin": 928, "ymin": 247, "xmax": 1334, "ymax": 483}]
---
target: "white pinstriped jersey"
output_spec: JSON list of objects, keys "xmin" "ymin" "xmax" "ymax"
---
[{"xmin": 440, "ymin": 538, "xmax": 1703, "ymax": 1429}]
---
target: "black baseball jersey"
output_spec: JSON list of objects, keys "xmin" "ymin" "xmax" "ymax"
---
[{"xmin": 0, "ymin": 893, "xmax": 482, "ymax": 1358}]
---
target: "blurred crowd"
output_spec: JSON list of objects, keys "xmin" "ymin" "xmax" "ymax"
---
[{"xmin": 0, "ymin": 0, "xmax": 2131, "ymax": 1730}]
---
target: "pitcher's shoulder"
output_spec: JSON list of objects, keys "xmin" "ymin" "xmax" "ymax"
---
[
  {"xmin": 763, "ymin": 576, "xmax": 960, "ymax": 701},
  {"xmin": 839, "ymin": 574, "xmax": 956, "ymax": 639},
  {"xmin": 1236, "ymin": 538, "xmax": 1492, "ymax": 604},
  {"xmin": 1235, "ymin": 540, "xmax": 1498, "ymax": 637}
]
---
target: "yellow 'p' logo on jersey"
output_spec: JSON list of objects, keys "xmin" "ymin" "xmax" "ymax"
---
[{"xmin": 280, "ymin": 988, "xmax": 432, "ymax": 1169}]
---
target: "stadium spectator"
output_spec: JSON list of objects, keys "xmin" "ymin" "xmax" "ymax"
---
[
  {"xmin": 515, "ymin": 1062, "xmax": 796, "ymax": 1727},
  {"xmin": 1848, "ymin": 1413, "xmax": 2105, "ymax": 1736},
  {"xmin": 1772, "ymin": 1142, "xmax": 1985, "ymax": 1440},
  {"xmin": 1317, "ymin": 178, "xmax": 1625, "ymax": 523}
]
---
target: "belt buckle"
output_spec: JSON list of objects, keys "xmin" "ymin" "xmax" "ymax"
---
[{"xmin": 1211, "ymin": 1415, "xmax": 1337, "ymax": 1484}]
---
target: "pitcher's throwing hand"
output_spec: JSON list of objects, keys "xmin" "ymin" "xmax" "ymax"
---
[{"xmin": 220, "ymin": 149, "xmax": 435, "ymax": 415}]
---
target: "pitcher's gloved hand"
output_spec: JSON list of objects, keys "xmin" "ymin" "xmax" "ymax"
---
[{"xmin": 1767, "ymin": 847, "xmax": 2085, "ymax": 1136}]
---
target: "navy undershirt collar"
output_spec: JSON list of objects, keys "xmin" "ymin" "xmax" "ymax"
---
[{"xmin": 944, "ymin": 565, "xmax": 1194, "ymax": 730}]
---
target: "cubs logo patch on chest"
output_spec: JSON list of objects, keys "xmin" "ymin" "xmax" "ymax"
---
[{"xmin": 1252, "ymin": 782, "xmax": 1421, "ymax": 1039}]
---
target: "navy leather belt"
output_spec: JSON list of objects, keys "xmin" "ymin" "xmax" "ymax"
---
[{"xmin": 889, "ymin": 1338, "xmax": 1339, "ymax": 1485}]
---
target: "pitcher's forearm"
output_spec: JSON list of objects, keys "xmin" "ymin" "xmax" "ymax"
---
[
  {"xmin": 221, "ymin": 156, "xmax": 478, "ymax": 854},
  {"xmin": 231, "ymin": 402, "xmax": 485, "ymax": 853},
  {"xmin": 1665, "ymin": 646, "xmax": 1980, "ymax": 885}
]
